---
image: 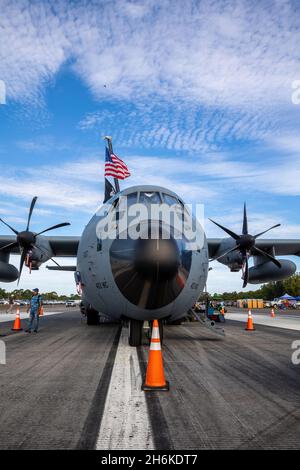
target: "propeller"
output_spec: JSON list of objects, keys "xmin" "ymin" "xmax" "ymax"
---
[
  {"xmin": 209, "ymin": 203, "xmax": 281, "ymax": 287},
  {"xmin": 0, "ymin": 196, "xmax": 70, "ymax": 284}
]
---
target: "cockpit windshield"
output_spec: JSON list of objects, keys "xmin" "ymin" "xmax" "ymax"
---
[
  {"xmin": 139, "ymin": 192, "xmax": 162, "ymax": 205},
  {"xmin": 163, "ymin": 193, "xmax": 178, "ymax": 206}
]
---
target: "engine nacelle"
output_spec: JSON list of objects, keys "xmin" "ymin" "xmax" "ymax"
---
[
  {"xmin": 214, "ymin": 239, "xmax": 243, "ymax": 271},
  {"xmin": 0, "ymin": 261, "xmax": 19, "ymax": 282},
  {"xmin": 248, "ymin": 259, "xmax": 296, "ymax": 284}
]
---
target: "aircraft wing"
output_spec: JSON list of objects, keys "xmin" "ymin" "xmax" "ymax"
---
[
  {"xmin": 3, "ymin": 234, "xmax": 300, "ymax": 258},
  {"xmin": 207, "ymin": 238, "xmax": 300, "ymax": 258},
  {"xmin": 0, "ymin": 236, "xmax": 20, "ymax": 254},
  {"xmin": 0, "ymin": 235, "xmax": 80, "ymax": 257},
  {"xmin": 255, "ymin": 239, "xmax": 300, "ymax": 256},
  {"xmin": 47, "ymin": 236, "xmax": 80, "ymax": 257}
]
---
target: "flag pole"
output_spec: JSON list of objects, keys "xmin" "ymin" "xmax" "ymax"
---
[{"xmin": 104, "ymin": 136, "xmax": 120, "ymax": 193}]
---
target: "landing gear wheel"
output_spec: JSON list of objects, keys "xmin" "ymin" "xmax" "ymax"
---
[
  {"xmin": 129, "ymin": 319, "xmax": 143, "ymax": 346},
  {"xmin": 86, "ymin": 305, "xmax": 100, "ymax": 325}
]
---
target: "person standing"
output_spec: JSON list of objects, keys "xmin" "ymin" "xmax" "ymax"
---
[
  {"xmin": 6, "ymin": 294, "xmax": 14, "ymax": 313},
  {"xmin": 25, "ymin": 288, "xmax": 43, "ymax": 333}
]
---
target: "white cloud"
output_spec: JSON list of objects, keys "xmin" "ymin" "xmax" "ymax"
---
[
  {"xmin": 0, "ymin": 1, "xmax": 68, "ymax": 106},
  {"xmin": 0, "ymin": 154, "xmax": 218, "ymax": 236},
  {"xmin": 16, "ymin": 135, "xmax": 71, "ymax": 153},
  {"xmin": 1, "ymin": 0, "xmax": 299, "ymax": 155},
  {"xmin": 1, "ymin": 0, "xmax": 300, "ymax": 110},
  {"xmin": 0, "ymin": 147, "xmax": 300, "ymax": 230},
  {"xmin": 268, "ymin": 135, "xmax": 300, "ymax": 154},
  {"xmin": 127, "ymin": 152, "xmax": 300, "ymax": 199},
  {"xmin": 78, "ymin": 103, "xmax": 287, "ymax": 152}
]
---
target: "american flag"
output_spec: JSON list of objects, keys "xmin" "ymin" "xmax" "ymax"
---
[{"xmin": 104, "ymin": 147, "xmax": 130, "ymax": 180}]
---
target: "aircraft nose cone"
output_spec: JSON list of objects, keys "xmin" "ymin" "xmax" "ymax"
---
[
  {"xmin": 134, "ymin": 238, "xmax": 180, "ymax": 282},
  {"xmin": 238, "ymin": 234, "xmax": 255, "ymax": 250},
  {"xmin": 110, "ymin": 222, "xmax": 192, "ymax": 310}
]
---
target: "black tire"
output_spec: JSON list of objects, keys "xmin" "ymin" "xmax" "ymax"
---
[
  {"xmin": 129, "ymin": 319, "xmax": 143, "ymax": 346},
  {"xmin": 86, "ymin": 306, "xmax": 99, "ymax": 325}
]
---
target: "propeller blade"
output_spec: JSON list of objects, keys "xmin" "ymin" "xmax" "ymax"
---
[
  {"xmin": 17, "ymin": 249, "xmax": 27, "ymax": 285},
  {"xmin": 36, "ymin": 222, "xmax": 70, "ymax": 236},
  {"xmin": 254, "ymin": 224, "xmax": 281, "ymax": 239},
  {"xmin": 242, "ymin": 203, "xmax": 248, "ymax": 235},
  {"xmin": 242, "ymin": 254, "xmax": 249, "ymax": 288},
  {"xmin": 0, "ymin": 241, "xmax": 19, "ymax": 251},
  {"xmin": 252, "ymin": 246, "xmax": 282, "ymax": 268},
  {"xmin": 209, "ymin": 245, "xmax": 239, "ymax": 262},
  {"xmin": 26, "ymin": 196, "xmax": 38, "ymax": 231},
  {"xmin": 0, "ymin": 218, "xmax": 19, "ymax": 235},
  {"xmin": 208, "ymin": 219, "xmax": 240, "ymax": 240}
]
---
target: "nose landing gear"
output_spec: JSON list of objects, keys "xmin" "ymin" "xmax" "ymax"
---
[
  {"xmin": 128, "ymin": 319, "xmax": 164, "ymax": 347},
  {"xmin": 128, "ymin": 319, "xmax": 144, "ymax": 346},
  {"xmin": 86, "ymin": 305, "xmax": 100, "ymax": 325}
]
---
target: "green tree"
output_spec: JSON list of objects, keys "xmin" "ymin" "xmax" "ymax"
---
[
  {"xmin": 0, "ymin": 288, "xmax": 7, "ymax": 299},
  {"xmin": 207, "ymin": 273, "xmax": 300, "ymax": 301}
]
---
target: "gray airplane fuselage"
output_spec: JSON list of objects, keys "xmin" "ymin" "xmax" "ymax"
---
[{"xmin": 77, "ymin": 185, "xmax": 209, "ymax": 322}]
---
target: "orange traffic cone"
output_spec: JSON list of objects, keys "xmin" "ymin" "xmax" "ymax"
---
[
  {"xmin": 270, "ymin": 308, "xmax": 275, "ymax": 318},
  {"xmin": 142, "ymin": 320, "xmax": 169, "ymax": 391},
  {"xmin": 39, "ymin": 306, "xmax": 44, "ymax": 317},
  {"xmin": 11, "ymin": 308, "xmax": 23, "ymax": 331},
  {"xmin": 245, "ymin": 309, "xmax": 255, "ymax": 331},
  {"xmin": 221, "ymin": 306, "xmax": 225, "ymax": 315}
]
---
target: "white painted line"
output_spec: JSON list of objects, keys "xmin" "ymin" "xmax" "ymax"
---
[
  {"xmin": 0, "ymin": 310, "xmax": 64, "ymax": 323},
  {"xmin": 96, "ymin": 328, "xmax": 154, "ymax": 450},
  {"xmin": 226, "ymin": 313, "xmax": 300, "ymax": 331}
]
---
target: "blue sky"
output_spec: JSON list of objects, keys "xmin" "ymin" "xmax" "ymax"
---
[{"xmin": 0, "ymin": 0, "xmax": 300, "ymax": 294}]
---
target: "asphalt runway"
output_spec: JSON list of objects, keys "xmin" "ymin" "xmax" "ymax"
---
[
  {"xmin": 226, "ymin": 307, "xmax": 300, "ymax": 331},
  {"xmin": 0, "ymin": 309, "xmax": 300, "ymax": 449}
]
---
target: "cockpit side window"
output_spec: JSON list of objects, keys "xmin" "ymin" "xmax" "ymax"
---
[
  {"xmin": 125, "ymin": 192, "xmax": 137, "ymax": 206},
  {"xmin": 97, "ymin": 238, "xmax": 102, "ymax": 252},
  {"xmin": 163, "ymin": 194, "xmax": 178, "ymax": 206},
  {"xmin": 112, "ymin": 198, "xmax": 119, "ymax": 209}
]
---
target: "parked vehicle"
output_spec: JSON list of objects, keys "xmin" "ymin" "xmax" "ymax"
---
[{"xmin": 14, "ymin": 300, "xmax": 28, "ymax": 306}]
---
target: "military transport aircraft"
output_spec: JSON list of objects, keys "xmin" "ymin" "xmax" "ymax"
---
[{"xmin": 0, "ymin": 187, "xmax": 299, "ymax": 346}]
